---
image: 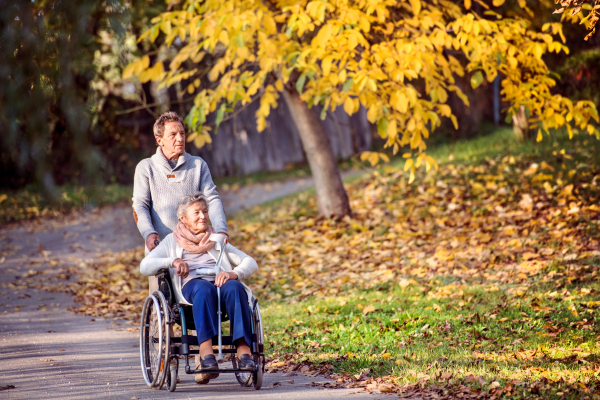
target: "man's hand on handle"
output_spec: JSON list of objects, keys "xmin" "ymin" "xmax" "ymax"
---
[
  {"xmin": 218, "ymin": 232, "xmax": 229, "ymax": 244},
  {"xmin": 173, "ymin": 258, "xmax": 189, "ymax": 278},
  {"xmin": 146, "ymin": 233, "xmax": 160, "ymax": 251}
]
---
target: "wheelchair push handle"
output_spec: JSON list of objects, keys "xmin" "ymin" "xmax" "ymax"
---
[
  {"xmin": 210, "ymin": 233, "xmax": 228, "ymax": 247},
  {"xmin": 210, "ymin": 234, "xmax": 227, "ymax": 275}
]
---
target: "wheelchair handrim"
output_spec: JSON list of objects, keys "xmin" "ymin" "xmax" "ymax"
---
[
  {"xmin": 152, "ymin": 290, "xmax": 171, "ymax": 390},
  {"xmin": 140, "ymin": 294, "xmax": 163, "ymax": 387}
]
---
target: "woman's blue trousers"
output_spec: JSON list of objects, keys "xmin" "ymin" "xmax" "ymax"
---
[{"xmin": 181, "ymin": 278, "xmax": 252, "ymax": 348}]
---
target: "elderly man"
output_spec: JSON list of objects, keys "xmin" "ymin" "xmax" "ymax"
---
[{"xmin": 132, "ymin": 111, "xmax": 228, "ymax": 257}]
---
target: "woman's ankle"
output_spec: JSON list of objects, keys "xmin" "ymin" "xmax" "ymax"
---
[
  {"xmin": 236, "ymin": 343, "xmax": 251, "ymax": 356},
  {"xmin": 199, "ymin": 339, "xmax": 214, "ymax": 358}
]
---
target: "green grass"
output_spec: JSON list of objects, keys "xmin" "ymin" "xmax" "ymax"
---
[
  {"xmin": 392, "ymin": 125, "xmax": 595, "ymax": 168},
  {"xmin": 236, "ymin": 126, "xmax": 600, "ymax": 399},
  {"xmin": 261, "ymin": 258, "xmax": 600, "ymax": 399}
]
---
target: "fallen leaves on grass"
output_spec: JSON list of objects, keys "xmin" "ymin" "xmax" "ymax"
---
[
  {"xmin": 231, "ymin": 144, "xmax": 600, "ymax": 304},
  {"xmin": 307, "ymin": 367, "xmax": 556, "ymax": 400}
]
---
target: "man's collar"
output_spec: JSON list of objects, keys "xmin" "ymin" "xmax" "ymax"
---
[{"xmin": 154, "ymin": 147, "xmax": 188, "ymax": 169}]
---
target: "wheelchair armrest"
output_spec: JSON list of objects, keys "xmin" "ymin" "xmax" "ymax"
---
[{"xmin": 155, "ymin": 268, "xmax": 170, "ymax": 278}]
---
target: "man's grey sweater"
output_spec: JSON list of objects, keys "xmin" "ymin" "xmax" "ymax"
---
[{"xmin": 132, "ymin": 148, "xmax": 228, "ymax": 241}]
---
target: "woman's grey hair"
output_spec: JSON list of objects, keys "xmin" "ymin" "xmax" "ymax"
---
[{"xmin": 176, "ymin": 193, "xmax": 208, "ymax": 219}]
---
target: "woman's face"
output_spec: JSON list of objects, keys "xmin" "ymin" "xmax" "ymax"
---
[{"xmin": 181, "ymin": 201, "xmax": 209, "ymax": 234}]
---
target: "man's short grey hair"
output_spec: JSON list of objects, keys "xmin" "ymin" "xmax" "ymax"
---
[
  {"xmin": 153, "ymin": 111, "xmax": 184, "ymax": 138},
  {"xmin": 177, "ymin": 193, "xmax": 208, "ymax": 219}
]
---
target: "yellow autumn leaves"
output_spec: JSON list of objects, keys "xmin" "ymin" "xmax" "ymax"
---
[
  {"xmin": 553, "ymin": 0, "xmax": 600, "ymax": 41},
  {"xmin": 126, "ymin": 0, "xmax": 599, "ymax": 180}
]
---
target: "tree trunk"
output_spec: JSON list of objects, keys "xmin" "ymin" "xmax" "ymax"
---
[
  {"xmin": 281, "ymin": 88, "xmax": 351, "ymax": 217},
  {"xmin": 512, "ymin": 105, "xmax": 530, "ymax": 141},
  {"xmin": 493, "ymin": 76, "xmax": 500, "ymax": 126}
]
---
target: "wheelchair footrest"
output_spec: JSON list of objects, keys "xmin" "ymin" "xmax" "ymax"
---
[
  {"xmin": 185, "ymin": 368, "xmax": 258, "ymax": 375},
  {"xmin": 173, "ymin": 348, "xmax": 239, "ymax": 355}
]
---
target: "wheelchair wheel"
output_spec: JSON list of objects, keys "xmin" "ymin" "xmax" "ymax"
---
[
  {"xmin": 233, "ymin": 356, "xmax": 252, "ymax": 387},
  {"xmin": 167, "ymin": 357, "xmax": 178, "ymax": 392},
  {"xmin": 235, "ymin": 372, "xmax": 253, "ymax": 387},
  {"xmin": 140, "ymin": 291, "xmax": 171, "ymax": 389},
  {"xmin": 252, "ymin": 302, "xmax": 264, "ymax": 390},
  {"xmin": 253, "ymin": 355, "xmax": 263, "ymax": 390}
]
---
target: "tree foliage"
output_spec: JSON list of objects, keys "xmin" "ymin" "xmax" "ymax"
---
[
  {"xmin": 131, "ymin": 0, "xmax": 599, "ymax": 183},
  {"xmin": 0, "ymin": 1, "xmax": 103, "ymax": 192},
  {"xmin": 0, "ymin": 0, "xmax": 166, "ymax": 192},
  {"xmin": 553, "ymin": 0, "xmax": 600, "ymax": 40}
]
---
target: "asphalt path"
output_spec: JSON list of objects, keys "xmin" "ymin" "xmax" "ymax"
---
[{"xmin": 0, "ymin": 178, "xmax": 381, "ymax": 400}]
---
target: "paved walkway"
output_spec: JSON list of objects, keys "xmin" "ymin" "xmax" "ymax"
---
[{"xmin": 0, "ymin": 177, "xmax": 381, "ymax": 400}]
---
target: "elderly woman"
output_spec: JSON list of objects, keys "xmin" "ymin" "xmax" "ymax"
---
[{"xmin": 140, "ymin": 193, "xmax": 258, "ymax": 373}]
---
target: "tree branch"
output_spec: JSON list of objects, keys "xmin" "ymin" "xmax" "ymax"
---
[{"xmin": 115, "ymin": 95, "xmax": 196, "ymax": 115}]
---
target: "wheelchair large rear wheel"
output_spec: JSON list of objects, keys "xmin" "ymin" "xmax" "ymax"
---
[
  {"xmin": 253, "ymin": 355, "xmax": 263, "ymax": 390},
  {"xmin": 253, "ymin": 302, "xmax": 264, "ymax": 390},
  {"xmin": 140, "ymin": 291, "xmax": 171, "ymax": 389}
]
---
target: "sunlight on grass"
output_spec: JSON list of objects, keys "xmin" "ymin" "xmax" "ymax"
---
[
  {"xmin": 230, "ymin": 128, "xmax": 600, "ymax": 399},
  {"xmin": 261, "ymin": 261, "xmax": 600, "ymax": 399}
]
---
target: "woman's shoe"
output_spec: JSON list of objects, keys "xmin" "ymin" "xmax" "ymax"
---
[
  {"xmin": 194, "ymin": 355, "xmax": 219, "ymax": 382},
  {"xmin": 195, "ymin": 374, "xmax": 211, "ymax": 384},
  {"xmin": 199, "ymin": 354, "xmax": 218, "ymax": 370},
  {"xmin": 238, "ymin": 354, "xmax": 256, "ymax": 371}
]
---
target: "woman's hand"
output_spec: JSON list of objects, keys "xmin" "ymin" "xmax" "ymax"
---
[
  {"xmin": 214, "ymin": 271, "xmax": 238, "ymax": 287},
  {"xmin": 173, "ymin": 258, "xmax": 189, "ymax": 278}
]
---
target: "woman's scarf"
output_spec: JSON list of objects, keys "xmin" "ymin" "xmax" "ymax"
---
[{"xmin": 173, "ymin": 222, "xmax": 216, "ymax": 253}]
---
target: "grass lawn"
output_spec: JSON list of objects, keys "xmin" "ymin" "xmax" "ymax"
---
[{"xmin": 228, "ymin": 127, "xmax": 600, "ymax": 399}]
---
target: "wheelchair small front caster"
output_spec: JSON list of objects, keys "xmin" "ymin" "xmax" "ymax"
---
[{"xmin": 167, "ymin": 357, "xmax": 178, "ymax": 392}]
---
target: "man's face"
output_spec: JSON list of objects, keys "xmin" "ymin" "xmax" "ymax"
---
[{"xmin": 157, "ymin": 121, "xmax": 185, "ymax": 159}]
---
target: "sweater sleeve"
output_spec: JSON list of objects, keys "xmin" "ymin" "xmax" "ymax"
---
[
  {"xmin": 140, "ymin": 239, "xmax": 177, "ymax": 276},
  {"xmin": 224, "ymin": 243, "xmax": 258, "ymax": 280},
  {"xmin": 132, "ymin": 161, "xmax": 157, "ymax": 241},
  {"xmin": 200, "ymin": 159, "xmax": 229, "ymax": 236}
]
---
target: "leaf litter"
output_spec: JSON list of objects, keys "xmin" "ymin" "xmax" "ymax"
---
[{"xmin": 7, "ymin": 134, "xmax": 600, "ymax": 399}]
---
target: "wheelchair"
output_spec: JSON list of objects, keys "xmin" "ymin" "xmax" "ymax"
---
[{"xmin": 139, "ymin": 267, "xmax": 265, "ymax": 392}]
